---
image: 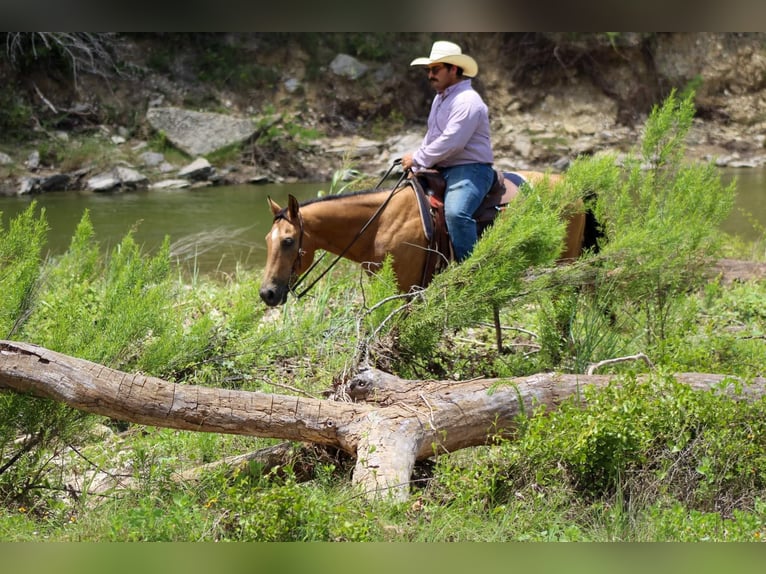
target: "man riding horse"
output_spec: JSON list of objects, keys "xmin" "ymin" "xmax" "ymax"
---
[{"xmin": 401, "ymin": 40, "xmax": 495, "ymax": 263}]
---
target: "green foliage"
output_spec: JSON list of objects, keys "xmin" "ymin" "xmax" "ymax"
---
[
  {"xmin": 0, "ymin": 203, "xmax": 47, "ymax": 338},
  {"xmin": 0, "ymin": 205, "xmax": 95, "ymax": 508},
  {"xmin": 19, "ymin": 212, "xmax": 206, "ymax": 372},
  {"xmin": 509, "ymin": 90, "xmax": 737, "ymax": 372},
  {"xmin": 0, "ymin": 208, "xmax": 221, "ymax": 512},
  {"xmin": 105, "ymin": 491, "xmax": 210, "ymax": 541},
  {"xmin": 0, "ymin": 395, "xmax": 95, "ymax": 505},
  {"xmin": 397, "ymin": 175, "xmax": 573, "ymax": 361},
  {"xmin": 317, "ymin": 163, "xmax": 366, "ymax": 197},
  {"xmin": 360, "ymin": 256, "xmax": 401, "ymax": 335},
  {"xmin": 0, "ymin": 86, "xmax": 33, "ymax": 140},
  {"xmin": 213, "ymin": 469, "xmax": 374, "ymax": 541},
  {"xmin": 195, "ymin": 42, "xmax": 280, "ymax": 90},
  {"xmin": 662, "ymin": 279, "xmax": 766, "ymax": 375},
  {"xmin": 535, "ymin": 285, "xmax": 624, "ymax": 373},
  {"xmin": 253, "ymin": 109, "xmax": 319, "ymax": 156},
  {"xmin": 593, "ymin": 91, "xmax": 735, "ymax": 349},
  {"xmin": 440, "ymin": 372, "xmax": 766, "ymax": 519}
]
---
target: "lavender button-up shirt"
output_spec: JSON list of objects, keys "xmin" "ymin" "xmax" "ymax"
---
[{"xmin": 412, "ymin": 79, "xmax": 494, "ymax": 170}]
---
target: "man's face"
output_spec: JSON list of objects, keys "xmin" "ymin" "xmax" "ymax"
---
[{"xmin": 426, "ymin": 63, "xmax": 458, "ymax": 93}]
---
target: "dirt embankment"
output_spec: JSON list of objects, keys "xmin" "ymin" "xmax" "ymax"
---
[{"xmin": 1, "ymin": 33, "xmax": 766, "ymax": 192}]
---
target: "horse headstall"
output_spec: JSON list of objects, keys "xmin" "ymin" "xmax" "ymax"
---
[{"xmin": 272, "ymin": 208, "xmax": 306, "ymax": 280}]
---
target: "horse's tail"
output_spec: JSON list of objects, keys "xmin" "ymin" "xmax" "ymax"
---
[{"xmin": 582, "ymin": 193, "xmax": 603, "ymax": 255}]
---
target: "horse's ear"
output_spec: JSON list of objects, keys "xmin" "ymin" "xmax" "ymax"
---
[
  {"xmin": 287, "ymin": 194, "xmax": 300, "ymax": 219},
  {"xmin": 267, "ymin": 196, "xmax": 282, "ymax": 216}
]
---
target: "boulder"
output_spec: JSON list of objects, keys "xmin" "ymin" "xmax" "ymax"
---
[
  {"xmin": 150, "ymin": 179, "xmax": 191, "ymax": 190},
  {"xmin": 329, "ymin": 54, "xmax": 368, "ymax": 80},
  {"xmin": 86, "ymin": 167, "xmax": 148, "ymax": 192},
  {"xmin": 146, "ymin": 107, "xmax": 257, "ymax": 156},
  {"xmin": 178, "ymin": 157, "xmax": 213, "ymax": 181}
]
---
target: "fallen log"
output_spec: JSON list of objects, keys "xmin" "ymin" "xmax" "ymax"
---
[{"xmin": 1, "ymin": 340, "xmax": 764, "ymax": 502}]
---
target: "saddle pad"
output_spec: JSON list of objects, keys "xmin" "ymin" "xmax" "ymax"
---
[
  {"xmin": 503, "ymin": 171, "xmax": 529, "ymax": 190},
  {"xmin": 408, "ymin": 179, "xmax": 434, "ymax": 242}
]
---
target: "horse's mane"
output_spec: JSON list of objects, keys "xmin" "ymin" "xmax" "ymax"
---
[
  {"xmin": 272, "ymin": 187, "xmax": 401, "ymax": 221},
  {"xmin": 299, "ymin": 187, "xmax": 394, "ymax": 207}
]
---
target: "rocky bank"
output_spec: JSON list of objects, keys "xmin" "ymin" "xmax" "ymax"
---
[{"xmin": 1, "ymin": 32, "xmax": 766, "ymax": 196}]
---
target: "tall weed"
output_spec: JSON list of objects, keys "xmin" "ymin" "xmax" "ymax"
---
[
  {"xmin": 20, "ymin": 211, "xmax": 213, "ymax": 374},
  {"xmin": 592, "ymin": 90, "xmax": 735, "ymax": 349},
  {"xmin": 0, "ymin": 203, "xmax": 47, "ymax": 338}
]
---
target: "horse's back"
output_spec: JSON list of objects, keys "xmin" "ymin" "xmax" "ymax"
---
[
  {"xmin": 512, "ymin": 170, "xmax": 564, "ymax": 185},
  {"xmin": 505, "ymin": 170, "xmax": 586, "ymax": 261}
]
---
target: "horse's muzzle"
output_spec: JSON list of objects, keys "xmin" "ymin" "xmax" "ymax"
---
[{"xmin": 259, "ymin": 283, "xmax": 289, "ymax": 307}]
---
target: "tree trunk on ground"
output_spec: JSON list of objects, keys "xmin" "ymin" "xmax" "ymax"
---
[{"xmin": 1, "ymin": 340, "xmax": 764, "ymax": 502}]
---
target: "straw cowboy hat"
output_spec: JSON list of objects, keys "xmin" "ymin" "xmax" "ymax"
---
[{"xmin": 410, "ymin": 41, "xmax": 478, "ymax": 77}]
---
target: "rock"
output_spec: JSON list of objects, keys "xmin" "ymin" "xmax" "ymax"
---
[
  {"xmin": 284, "ymin": 78, "xmax": 301, "ymax": 93},
  {"xmin": 25, "ymin": 150, "xmax": 40, "ymax": 170},
  {"xmin": 146, "ymin": 106, "xmax": 258, "ymax": 156},
  {"xmin": 329, "ymin": 54, "xmax": 368, "ymax": 80},
  {"xmin": 728, "ymin": 160, "xmax": 759, "ymax": 168},
  {"xmin": 552, "ymin": 156, "xmax": 571, "ymax": 171},
  {"xmin": 0, "ymin": 152, "xmax": 12, "ymax": 165},
  {"xmin": 86, "ymin": 167, "xmax": 148, "ymax": 192},
  {"xmin": 384, "ymin": 132, "xmax": 423, "ymax": 157},
  {"xmin": 114, "ymin": 166, "xmax": 148, "ymax": 188},
  {"xmin": 39, "ymin": 174, "xmax": 71, "ymax": 192},
  {"xmin": 321, "ymin": 136, "xmax": 381, "ymax": 159},
  {"xmin": 87, "ymin": 172, "xmax": 121, "ymax": 192},
  {"xmin": 178, "ymin": 157, "xmax": 213, "ymax": 180},
  {"xmin": 140, "ymin": 151, "xmax": 165, "ymax": 167},
  {"xmin": 512, "ymin": 136, "xmax": 533, "ymax": 158},
  {"xmin": 17, "ymin": 177, "xmax": 38, "ymax": 195},
  {"xmin": 150, "ymin": 179, "xmax": 191, "ymax": 189},
  {"xmin": 715, "ymin": 154, "xmax": 739, "ymax": 167}
]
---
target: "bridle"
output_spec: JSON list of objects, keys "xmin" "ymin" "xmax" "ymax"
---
[
  {"xmin": 282, "ymin": 159, "xmax": 410, "ymax": 300},
  {"xmin": 270, "ymin": 207, "xmax": 306, "ymax": 284}
]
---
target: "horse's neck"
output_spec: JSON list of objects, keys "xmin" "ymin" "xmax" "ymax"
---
[{"xmin": 300, "ymin": 192, "xmax": 388, "ymax": 256}]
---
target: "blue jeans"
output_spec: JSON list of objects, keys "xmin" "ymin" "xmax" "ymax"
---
[{"xmin": 440, "ymin": 163, "xmax": 495, "ymax": 261}]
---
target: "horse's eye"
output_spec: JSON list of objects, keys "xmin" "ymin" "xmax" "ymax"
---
[{"xmin": 281, "ymin": 237, "xmax": 295, "ymax": 248}]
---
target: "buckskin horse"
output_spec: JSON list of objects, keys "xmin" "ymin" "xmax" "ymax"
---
[
  {"xmin": 258, "ymin": 167, "xmax": 594, "ymax": 309},
  {"xmin": 259, "ymin": 167, "xmax": 598, "ymax": 351},
  {"xmin": 259, "ymin": 166, "xmax": 595, "ymax": 311}
]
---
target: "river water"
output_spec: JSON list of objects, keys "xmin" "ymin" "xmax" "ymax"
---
[{"xmin": 0, "ymin": 167, "xmax": 764, "ymax": 278}]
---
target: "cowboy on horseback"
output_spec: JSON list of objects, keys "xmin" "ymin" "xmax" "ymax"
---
[{"xmin": 401, "ymin": 40, "xmax": 495, "ymax": 262}]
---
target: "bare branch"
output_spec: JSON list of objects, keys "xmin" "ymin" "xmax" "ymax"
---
[{"xmin": 586, "ymin": 352, "xmax": 655, "ymax": 375}]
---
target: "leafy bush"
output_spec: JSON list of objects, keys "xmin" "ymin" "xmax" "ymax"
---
[
  {"xmin": 215, "ymin": 469, "xmax": 374, "ymax": 541},
  {"xmin": 0, "ymin": 86, "xmax": 33, "ymax": 140},
  {"xmin": 446, "ymin": 372, "xmax": 766, "ymax": 517},
  {"xmin": 0, "ymin": 203, "xmax": 47, "ymax": 338},
  {"xmin": 0, "ymin": 207, "xmax": 217, "ymax": 510},
  {"xmin": 19, "ymin": 211, "xmax": 212, "ymax": 374},
  {"xmin": 395, "ymin": 174, "xmax": 572, "ymax": 366},
  {"xmin": 593, "ymin": 91, "xmax": 735, "ymax": 347}
]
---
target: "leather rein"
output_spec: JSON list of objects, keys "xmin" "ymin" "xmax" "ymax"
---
[{"xmin": 286, "ymin": 159, "xmax": 410, "ymax": 300}]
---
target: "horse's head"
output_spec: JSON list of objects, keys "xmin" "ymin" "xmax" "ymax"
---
[{"xmin": 259, "ymin": 194, "xmax": 307, "ymax": 306}]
